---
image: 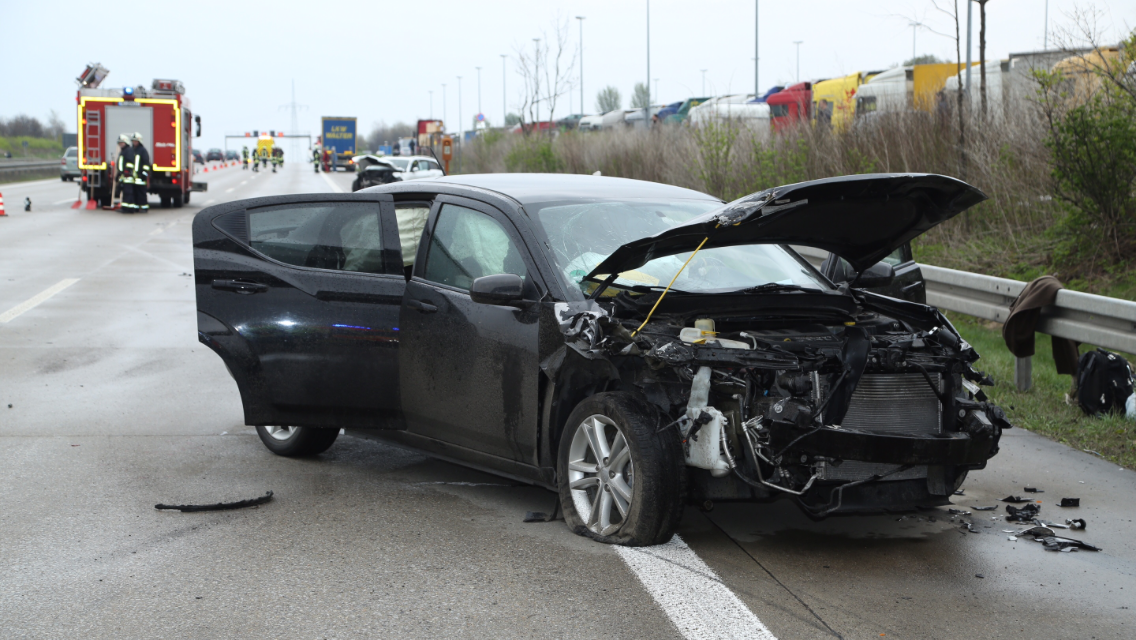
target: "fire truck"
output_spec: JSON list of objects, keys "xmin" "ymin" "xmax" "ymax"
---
[{"xmin": 75, "ymin": 63, "xmax": 206, "ymax": 209}]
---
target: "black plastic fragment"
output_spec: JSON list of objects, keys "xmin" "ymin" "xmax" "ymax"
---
[
  {"xmin": 155, "ymin": 491, "xmax": 273, "ymax": 512},
  {"xmin": 1067, "ymin": 518, "xmax": 1087, "ymax": 530},
  {"xmin": 1001, "ymin": 495, "xmax": 1030, "ymax": 503},
  {"xmin": 1006, "ymin": 502, "xmax": 1041, "ymax": 522},
  {"xmin": 954, "ymin": 490, "xmax": 965, "ymax": 496},
  {"xmin": 973, "ymin": 506, "xmax": 997, "ymax": 511},
  {"xmin": 975, "ymin": 574, "xmax": 985, "ymax": 578},
  {"xmin": 524, "ymin": 496, "xmax": 562, "ymax": 523},
  {"xmin": 1040, "ymin": 536, "xmax": 1100, "ymax": 552},
  {"xmin": 1058, "ymin": 498, "xmax": 1080, "ymax": 507},
  {"xmin": 1024, "ymin": 487, "xmax": 1043, "ymax": 493}
]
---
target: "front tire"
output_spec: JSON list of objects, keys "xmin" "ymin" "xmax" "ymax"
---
[
  {"xmin": 255, "ymin": 425, "xmax": 340, "ymax": 457},
  {"xmin": 557, "ymin": 392, "xmax": 685, "ymax": 546}
]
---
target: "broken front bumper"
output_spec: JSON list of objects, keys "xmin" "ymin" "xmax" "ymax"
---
[{"xmin": 769, "ymin": 427, "xmax": 999, "ymax": 467}]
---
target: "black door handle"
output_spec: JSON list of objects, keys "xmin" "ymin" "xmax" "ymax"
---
[
  {"xmin": 900, "ymin": 281, "xmax": 924, "ymax": 292},
  {"xmin": 406, "ymin": 298, "xmax": 437, "ymax": 313},
  {"xmin": 212, "ymin": 279, "xmax": 268, "ymax": 294}
]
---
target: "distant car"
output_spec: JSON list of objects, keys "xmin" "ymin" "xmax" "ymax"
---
[
  {"xmin": 654, "ymin": 101, "xmax": 683, "ymax": 121},
  {"xmin": 350, "ymin": 155, "xmax": 443, "ymax": 191},
  {"xmin": 555, "ymin": 114, "xmax": 589, "ymax": 130},
  {"xmin": 225, "ymin": 150, "xmax": 239, "ymax": 161},
  {"xmin": 60, "ymin": 146, "xmax": 80, "ymax": 181},
  {"xmin": 206, "ymin": 148, "xmax": 224, "ymax": 162},
  {"xmin": 576, "ymin": 114, "xmax": 605, "ymax": 131},
  {"xmin": 192, "ymin": 149, "xmax": 205, "ymax": 164}
]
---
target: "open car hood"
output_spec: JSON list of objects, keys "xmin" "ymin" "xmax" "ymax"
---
[
  {"xmin": 586, "ymin": 173, "xmax": 986, "ymax": 279},
  {"xmin": 352, "ymin": 155, "xmax": 398, "ymax": 170}
]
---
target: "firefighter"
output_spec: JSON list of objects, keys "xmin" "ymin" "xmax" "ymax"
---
[
  {"xmin": 241, "ymin": 146, "xmax": 250, "ymax": 170},
  {"xmin": 259, "ymin": 146, "xmax": 269, "ymax": 168},
  {"xmin": 114, "ymin": 134, "xmax": 136, "ymax": 213},
  {"xmin": 130, "ymin": 132, "xmax": 151, "ymax": 213},
  {"xmin": 270, "ymin": 147, "xmax": 278, "ymax": 173},
  {"xmin": 312, "ymin": 148, "xmax": 320, "ymax": 173}
]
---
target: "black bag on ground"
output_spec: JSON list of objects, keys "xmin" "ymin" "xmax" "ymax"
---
[{"xmin": 1076, "ymin": 348, "xmax": 1134, "ymax": 416}]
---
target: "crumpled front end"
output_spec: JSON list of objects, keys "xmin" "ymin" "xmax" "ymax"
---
[{"xmin": 544, "ymin": 289, "xmax": 1011, "ymax": 518}]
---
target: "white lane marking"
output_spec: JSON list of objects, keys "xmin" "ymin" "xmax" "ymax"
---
[
  {"xmin": 225, "ymin": 187, "xmax": 235, "ymax": 193},
  {"xmin": 614, "ymin": 535, "xmax": 777, "ymax": 640},
  {"xmin": 119, "ymin": 244, "xmax": 192, "ymax": 271},
  {"xmin": 53, "ymin": 198, "xmax": 78, "ymax": 205},
  {"xmin": 0, "ymin": 279, "xmax": 80, "ymax": 323},
  {"xmin": 319, "ymin": 170, "xmax": 344, "ymax": 193},
  {"xmin": 205, "ymin": 199, "xmax": 216, "ymax": 204},
  {"xmin": 148, "ymin": 227, "xmax": 164, "ymax": 236},
  {"xmin": 0, "ymin": 178, "xmax": 58, "ymax": 190},
  {"xmin": 240, "ymin": 180, "xmax": 248, "ymax": 185}
]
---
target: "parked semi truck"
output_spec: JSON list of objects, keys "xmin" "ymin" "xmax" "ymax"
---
[
  {"xmin": 811, "ymin": 71, "xmax": 883, "ymax": 130},
  {"xmin": 75, "ymin": 63, "xmax": 205, "ymax": 208},
  {"xmin": 320, "ymin": 116, "xmax": 357, "ymax": 171},
  {"xmin": 854, "ymin": 63, "xmax": 977, "ymax": 117}
]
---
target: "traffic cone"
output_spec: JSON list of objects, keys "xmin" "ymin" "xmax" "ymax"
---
[{"xmin": 0, "ymin": 192, "xmax": 6, "ymax": 216}]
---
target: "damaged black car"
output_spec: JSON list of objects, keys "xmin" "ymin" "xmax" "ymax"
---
[{"xmin": 192, "ymin": 172, "xmax": 1011, "ymax": 546}]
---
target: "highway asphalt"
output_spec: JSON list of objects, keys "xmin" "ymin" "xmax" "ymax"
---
[{"xmin": 1, "ymin": 162, "xmax": 1133, "ymax": 639}]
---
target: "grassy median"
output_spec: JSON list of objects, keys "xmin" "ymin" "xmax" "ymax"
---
[{"xmin": 948, "ymin": 312, "xmax": 1135, "ymax": 469}]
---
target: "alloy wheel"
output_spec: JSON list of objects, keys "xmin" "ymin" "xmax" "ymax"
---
[
  {"xmin": 567, "ymin": 415, "xmax": 635, "ymax": 536},
  {"xmin": 263, "ymin": 426, "xmax": 298, "ymax": 441}
]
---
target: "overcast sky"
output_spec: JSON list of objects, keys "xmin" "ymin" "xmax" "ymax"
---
[{"xmin": 4, "ymin": 0, "xmax": 1132, "ymax": 151}]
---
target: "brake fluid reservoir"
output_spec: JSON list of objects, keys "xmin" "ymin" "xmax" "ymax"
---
[{"xmin": 694, "ymin": 318, "xmax": 716, "ymax": 333}]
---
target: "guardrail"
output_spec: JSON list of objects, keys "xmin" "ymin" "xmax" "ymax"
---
[
  {"xmin": 0, "ymin": 160, "xmax": 60, "ymax": 177},
  {"xmin": 792, "ymin": 245, "xmax": 1136, "ymax": 391}
]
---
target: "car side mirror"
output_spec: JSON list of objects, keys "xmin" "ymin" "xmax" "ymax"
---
[
  {"xmin": 195, "ymin": 115, "xmax": 202, "ymax": 138},
  {"xmin": 855, "ymin": 261, "xmax": 896, "ymax": 288},
  {"xmin": 469, "ymin": 274, "xmax": 525, "ymax": 306}
]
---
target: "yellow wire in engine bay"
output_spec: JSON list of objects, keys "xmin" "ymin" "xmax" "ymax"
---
[{"xmin": 630, "ymin": 236, "xmax": 710, "ymax": 337}]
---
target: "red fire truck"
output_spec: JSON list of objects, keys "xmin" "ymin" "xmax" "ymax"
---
[{"xmin": 75, "ymin": 63, "xmax": 206, "ymax": 209}]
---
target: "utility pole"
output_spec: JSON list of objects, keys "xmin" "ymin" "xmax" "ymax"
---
[
  {"xmin": 794, "ymin": 41, "xmax": 803, "ymax": 83},
  {"xmin": 278, "ymin": 80, "xmax": 307, "ymax": 155},
  {"xmin": 500, "ymin": 54, "xmax": 507, "ymax": 126},
  {"xmin": 909, "ymin": 21, "xmax": 921, "ymax": 60},
  {"xmin": 646, "ymin": 0, "xmax": 651, "ymax": 104},
  {"xmin": 576, "ymin": 16, "xmax": 585, "ymax": 114},
  {"xmin": 701, "ymin": 69, "xmax": 707, "ymax": 96},
  {"xmin": 966, "ymin": 0, "xmax": 974, "ymax": 94},
  {"xmin": 754, "ymin": 0, "xmax": 759, "ymax": 96}
]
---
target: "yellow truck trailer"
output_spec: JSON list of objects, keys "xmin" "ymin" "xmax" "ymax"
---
[{"xmin": 812, "ymin": 71, "xmax": 883, "ymax": 130}]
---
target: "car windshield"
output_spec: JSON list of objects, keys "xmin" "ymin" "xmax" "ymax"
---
[
  {"xmin": 385, "ymin": 158, "xmax": 410, "ymax": 170},
  {"xmin": 531, "ymin": 198, "xmax": 830, "ymax": 298}
]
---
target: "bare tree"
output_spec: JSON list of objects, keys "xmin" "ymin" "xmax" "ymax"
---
[
  {"xmin": 512, "ymin": 18, "xmax": 577, "ymax": 135},
  {"xmin": 977, "ymin": 0, "xmax": 990, "ymax": 118},
  {"xmin": 931, "ymin": 0, "xmax": 967, "ymax": 182}
]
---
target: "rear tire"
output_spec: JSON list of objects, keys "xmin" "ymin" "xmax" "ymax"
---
[
  {"xmin": 557, "ymin": 392, "xmax": 685, "ymax": 546},
  {"xmin": 255, "ymin": 426, "xmax": 340, "ymax": 457}
]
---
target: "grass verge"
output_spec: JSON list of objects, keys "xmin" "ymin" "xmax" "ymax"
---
[{"xmin": 949, "ymin": 312, "xmax": 1135, "ymax": 469}]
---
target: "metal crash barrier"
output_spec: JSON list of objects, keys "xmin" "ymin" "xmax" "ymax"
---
[{"xmin": 793, "ymin": 246, "xmax": 1136, "ymax": 391}]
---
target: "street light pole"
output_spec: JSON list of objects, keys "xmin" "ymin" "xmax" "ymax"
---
[
  {"xmin": 533, "ymin": 39, "xmax": 541, "ymax": 124},
  {"xmin": 793, "ymin": 41, "xmax": 803, "ymax": 83},
  {"xmin": 476, "ymin": 66, "xmax": 482, "ymax": 119},
  {"xmin": 700, "ymin": 69, "xmax": 707, "ymax": 96},
  {"xmin": 909, "ymin": 21, "xmax": 922, "ymax": 60},
  {"xmin": 576, "ymin": 16, "xmax": 585, "ymax": 114},
  {"xmin": 755, "ymin": 0, "xmax": 759, "ymax": 96},
  {"xmin": 500, "ymin": 54, "xmax": 507, "ymax": 126},
  {"xmin": 646, "ymin": 0, "xmax": 651, "ymax": 105}
]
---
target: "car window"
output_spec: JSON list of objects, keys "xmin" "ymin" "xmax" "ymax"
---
[
  {"xmin": 423, "ymin": 204, "xmax": 527, "ymax": 291},
  {"xmin": 395, "ymin": 203, "xmax": 431, "ymax": 267},
  {"xmin": 882, "ymin": 246, "xmax": 907, "ymax": 266},
  {"xmin": 248, "ymin": 203, "xmax": 385, "ymax": 274},
  {"xmin": 64, "ymin": 147, "xmax": 78, "ymax": 158},
  {"xmin": 428, "ymin": 160, "xmax": 442, "ymax": 172}
]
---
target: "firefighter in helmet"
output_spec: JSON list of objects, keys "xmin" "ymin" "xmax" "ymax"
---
[
  {"xmin": 241, "ymin": 146, "xmax": 250, "ymax": 170},
  {"xmin": 130, "ymin": 132, "xmax": 151, "ymax": 213},
  {"xmin": 115, "ymin": 134, "xmax": 136, "ymax": 213},
  {"xmin": 259, "ymin": 145, "xmax": 269, "ymax": 168},
  {"xmin": 312, "ymin": 147, "xmax": 321, "ymax": 173}
]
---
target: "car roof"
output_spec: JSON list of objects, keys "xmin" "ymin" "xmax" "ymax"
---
[{"xmin": 431, "ymin": 173, "xmax": 720, "ymax": 205}]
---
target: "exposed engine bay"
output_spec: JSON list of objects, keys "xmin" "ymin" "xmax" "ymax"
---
[{"xmin": 547, "ymin": 284, "xmax": 1012, "ymax": 518}]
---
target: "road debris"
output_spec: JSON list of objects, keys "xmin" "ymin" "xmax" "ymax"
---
[
  {"xmin": 1007, "ymin": 536, "xmax": 1018, "ymax": 541},
  {"xmin": 1067, "ymin": 518, "xmax": 1087, "ymax": 530},
  {"xmin": 155, "ymin": 490, "xmax": 273, "ymax": 512},
  {"xmin": 1006, "ymin": 503, "xmax": 1041, "ymax": 522},
  {"xmin": 973, "ymin": 506, "xmax": 997, "ymax": 511},
  {"xmin": 975, "ymin": 574, "xmax": 985, "ymax": 579},
  {"xmin": 1024, "ymin": 487, "xmax": 1043, "ymax": 493},
  {"xmin": 1001, "ymin": 495, "xmax": 1031, "ymax": 503},
  {"xmin": 949, "ymin": 509, "xmax": 972, "ymax": 515},
  {"xmin": 1058, "ymin": 498, "xmax": 1080, "ymax": 507}
]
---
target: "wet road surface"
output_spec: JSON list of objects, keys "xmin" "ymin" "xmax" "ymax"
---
[{"xmin": 2, "ymin": 163, "xmax": 1133, "ymax": 639}]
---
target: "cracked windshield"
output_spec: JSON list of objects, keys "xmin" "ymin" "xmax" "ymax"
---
[{"xmin": 533, "ymin": 198, "xmax": 830, "ymax": 296}]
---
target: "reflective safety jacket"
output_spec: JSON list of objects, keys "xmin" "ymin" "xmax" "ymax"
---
[
  {"xmin": 132, "ymin": 144, "xmax": 151, "ymax": 184},
  {"xmin": 242, "ymin": 149, "xmax": 249, "ymax": 160},
  {"xmin": 116, "ymin": 146, "xmax": 137, "ymax": 183}
]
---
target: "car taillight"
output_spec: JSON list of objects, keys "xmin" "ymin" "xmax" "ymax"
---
[
  {"xmin": 172, "ymin": 178, "xmax": 179, "ymax": 184},
  {"xmin": 82, "ymin": 176, "xmax": 87, "ymax": 182},
  {"xmin": 61, "ymin": 160, "xmax": 66, "ymax": 164}
]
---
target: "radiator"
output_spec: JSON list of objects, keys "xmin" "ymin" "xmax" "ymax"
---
[{"xmin": 825, "ymin": 373, "xmax": 941, "ymax": 482}]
